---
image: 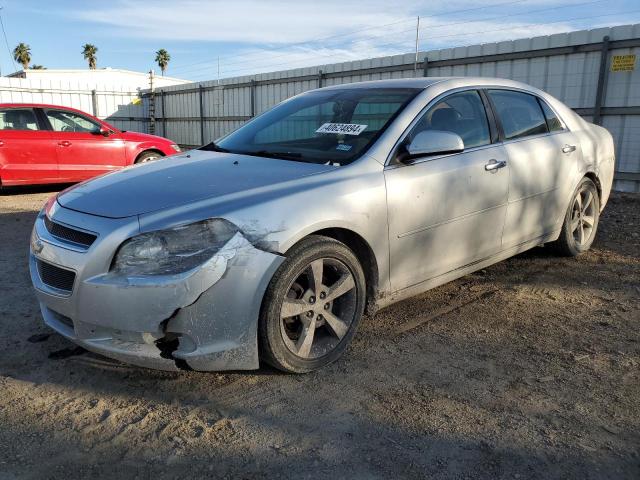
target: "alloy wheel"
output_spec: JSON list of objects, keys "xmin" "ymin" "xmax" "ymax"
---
[
  {"xmin": 280, "ymin": 257, "xmax": 358, "ymax": 359},
  {"xmin": 571, "ymin": 185, "xmax": 597, "ymax": 247},
  {"xmin": 139, "ymin": 154, "xmax": 159, "ymax": 163}
]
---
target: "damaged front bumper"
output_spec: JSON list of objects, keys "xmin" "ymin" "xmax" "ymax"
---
[{"xmin": 29, "ymin": 203, "xmax": 284, "ymax": 371}]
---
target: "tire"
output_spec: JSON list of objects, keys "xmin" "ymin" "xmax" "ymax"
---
[
  {"xmin": 554, "ymin": 177, "xmax": 600, "ymax": 256},
  {"xmin": 135, "ymin": 151, "xmax": 163, "ymax": 164},
  {"xmin": 259, "ymin": 235, "xmax": 366, "ymax": 373}
]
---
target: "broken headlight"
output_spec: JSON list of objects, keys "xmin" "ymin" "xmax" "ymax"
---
[{"xmin": 112, "ymin": 219, "xmax": 238, "ymax": 276}]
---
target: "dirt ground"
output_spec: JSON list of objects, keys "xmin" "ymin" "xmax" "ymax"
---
[{"xmin": 0, "ymin": 186, "xmax": 638, "ymax": 480}]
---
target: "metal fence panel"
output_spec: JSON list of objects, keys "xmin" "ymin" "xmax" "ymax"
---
[
  {"xmin": 0, "ymin": 77, "xmax": 146, "ymax": 133},
  {"xmin": 153, "ymin": 23, "xmax": 639, "ymax": 191}
]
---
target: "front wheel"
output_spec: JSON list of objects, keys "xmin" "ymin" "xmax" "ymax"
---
[
  {"xmin": 135, "ymin": 151, "xmax": 163, "ymax": 164},
  {"xmin": 554, "ymin": 177, "xmax": 600, "ymax": 256},
  {"xmin": 259, "ymin": 235, "xmax": 366, "ymax": 373}
]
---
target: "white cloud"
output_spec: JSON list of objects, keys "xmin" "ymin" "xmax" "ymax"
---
[
  {"xmin": 58, "ymin": 0, "xmax": 631, "ymax": 79},
  {"xmin": 70, "ymin": 0, "xmax": 417, "ymax": 44}
]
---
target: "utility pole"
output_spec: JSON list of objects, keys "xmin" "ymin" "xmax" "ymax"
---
[
  {"xmin": 414, "ymin": 16, "xmax": 420, "ymax": 76},
  {"xmin": 149, "ymin": 69, "xmax": 155, "ymax": 135},
  {"xmin": 217, "ymin": 56, "xmax": 220, "ymax": 86}
]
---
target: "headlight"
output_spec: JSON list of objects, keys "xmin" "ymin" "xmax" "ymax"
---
[
  {"xmin": 170, "ymin": 144, "xmax": 181, "ymax": 152},
  {"xmin": 112, "ymin": 219, "xmax": 237, "ymax": 276}
]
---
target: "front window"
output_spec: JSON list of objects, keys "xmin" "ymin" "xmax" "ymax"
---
[
  {"xmin": 408, "ymin": 90, "xmax": 491, "ymax": 149},
  {"xmin": 45, "ymin": 109, "xmax": 101, "ymax": 133},
  {"xmin": 206, "ymin": 88, "xmax": 420, "ymax": 165}
]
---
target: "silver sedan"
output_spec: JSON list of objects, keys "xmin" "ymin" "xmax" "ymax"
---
[{"xmin": 29, "ymin": 77, "xmax": 615, "ymax": 373}]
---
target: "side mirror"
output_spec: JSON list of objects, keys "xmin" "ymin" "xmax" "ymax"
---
[
  {"xmin": 98, "ymin": 126, "xmax": 111, "ymax": 137},
  {"xmin": 400, "ymin": 130, "xmax": 464, "ymax": 163}
]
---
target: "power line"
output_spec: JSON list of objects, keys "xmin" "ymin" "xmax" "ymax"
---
[
  {"xmin": 169, "ymin": 0, "xmax": 534, "ymax": 73},
  {"xmin": 176, "ymin": 0, "xmax": 607, "ymax": 77},
  {"xmin": 0, "ymin": 7, "xmax": 17, "ymax": 74},
  {"xmin": 182, "ymin": 0, "xmax": 610, "ymax": 78},
  {"xmin": 213, "ymin": 8, "xmax": 639, "ymax": 78}
]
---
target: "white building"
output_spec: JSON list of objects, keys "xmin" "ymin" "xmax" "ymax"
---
[{"xmin": 7, "ymin": 67, "xmax": 189, "ymax": 89}]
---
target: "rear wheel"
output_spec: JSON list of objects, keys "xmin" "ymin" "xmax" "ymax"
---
[
  {"xmin": 259, "ymin": 235, "xmax": 366, "ymax": 373},
  {"xmin": 135, "ymin": 151, "xmax": 163, "ymax": 164},
  {"xmin": 554, "ymin": 177, "xmax": 600, "ymax": 256}
]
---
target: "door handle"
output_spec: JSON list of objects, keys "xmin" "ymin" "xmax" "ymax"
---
[
  {"xmin": 58, "ymin": 140, "xmax": 72, "ymax": 147},
  {"xmin": 562, "ymin": 144, "xmax": 576, "ymax": 154},
  {"xmin": 485, "ymin": 159, "xmax": 507, "ymax": 171}
]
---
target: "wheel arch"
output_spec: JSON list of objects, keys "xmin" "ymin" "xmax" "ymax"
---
[
  {"xmin": 584, "ymin": 171, "xmax": 602, "ymax": 201},
  {"xmin": 135, "ymin": 148, "xmax": 165, "ymax": 163},
  {"xmin": 286, "ymin": 227, "xmax": 380, "ymax": 315}
]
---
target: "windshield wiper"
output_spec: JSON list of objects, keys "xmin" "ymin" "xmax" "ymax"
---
[{"xmin": 199, "ymin": 142, "xmax": 230, "ymax": 153}]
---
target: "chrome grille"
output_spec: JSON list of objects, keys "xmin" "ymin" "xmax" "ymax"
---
[
  {"xmin": 44, "ymin": 216, "xmax": 97, "ymax": 247},
  {"xmin": 36, "ymin": 259, "xmax": 76, "ymax": 292}
]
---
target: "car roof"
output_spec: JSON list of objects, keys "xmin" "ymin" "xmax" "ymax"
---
[
  {"xmin": 316, "ymin": 77, "xmax": 541, "ymax": 93},
  {"xmin": 0, "ymin": 103, "xmax": 89, "ymax": 110}
]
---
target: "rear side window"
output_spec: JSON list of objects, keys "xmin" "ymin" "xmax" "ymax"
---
[
  {"xmin": 488, "ymin": 90, "xmax": 548, "ymax": 140},
  {"xmin": 0, "ymin": 108, "xmax": 39, "ymax": 130},
  {"xmin": 538, "ymin": 98, "xmax": 565, "ymax": 132},
  {"xmin": 410, "ymin": 90, "xmax": 491, "ymax": 149}
]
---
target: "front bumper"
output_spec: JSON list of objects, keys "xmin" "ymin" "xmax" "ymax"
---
[{"xmin": 29, "ymin": 203, "xmax": 284, "ymax": 371}]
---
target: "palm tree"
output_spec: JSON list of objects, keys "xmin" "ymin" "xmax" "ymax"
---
[
  {"xmin": 82, "ymin": 44, "xmax": 98, "ymax": 69},
  {"xmin": 155, "ymin": 49, "xmax": 171, "ymax": 75},
  {"xmin": 31, "ymin": 64, "xmax": 46, "ymax": 69},
  {"xmin": 13, "ymin": 43, "xmax": 31, "ymax": 70}
]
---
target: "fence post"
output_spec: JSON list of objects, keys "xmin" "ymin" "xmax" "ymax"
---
[
  {"xmin": 199, "ymin": 84, "xmax": 205, "ymax": 145},
  {"xmin": 423, "ymin": 57, "xmax": 429, "ymax": 77},
  {"xmin": 593, "ymin": 35, "xmax": 610, "ymax": 126},
  {"xmin": 149, "ymin": 70, "xmax": 155, "ymax": 135},
  {"xmin": 160, "ymin": 90, "xmax": 166, "ymax": 137},
  {"xmin": 250, "ymin": 79, "xmax": 256, "ymax": 117},
  {"xmin": 91, "ymin": 89, "xmax": 98, "ymax": 117},
  {"xmin": 318, "ymin": 69, "xmax": 324, "ymax": 88}
]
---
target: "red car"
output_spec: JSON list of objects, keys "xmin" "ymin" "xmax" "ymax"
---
[{"xmin": 0, "ymin": 103, "xmax": 180, "ymax": 186}]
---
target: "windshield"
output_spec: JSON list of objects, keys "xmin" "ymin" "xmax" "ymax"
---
[{"xmin": 204, "ymin": 87, "xmax": 420, "ymax": 165}]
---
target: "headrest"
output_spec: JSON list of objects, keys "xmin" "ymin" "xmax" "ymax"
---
[{"xmin": 431, "ymin": 108, "xmax": 460, "ymax": 130}]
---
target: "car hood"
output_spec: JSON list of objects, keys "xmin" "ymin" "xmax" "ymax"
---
[
  {"xmin": 119, "ymin": 131, "xmax": 173, "ymax": 144},
  {"xmin": 56, "ymin": 150, "xmax": 335, "ymax": 218}
]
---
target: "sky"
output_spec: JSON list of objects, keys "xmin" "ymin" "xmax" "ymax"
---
[{"xmin": 1, "ymin": 0, "xmax": 639, "ymax": 81}]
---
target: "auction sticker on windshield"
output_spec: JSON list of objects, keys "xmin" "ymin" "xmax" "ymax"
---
[{"xmin": 316, "ymin": 123, "xmax": 368, "ymax": 135}]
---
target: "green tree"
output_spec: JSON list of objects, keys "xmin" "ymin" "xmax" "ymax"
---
[
  {"xmin": 155, "ymin": 49, "xmax": 171, "ymax": 75},
  {"xmin": 82, "ymin": 43, "xmax": 98, "ymax": 69},
  {"xmin": 13, "ymin": 43, "xmax": 31, "ymax": 70}
]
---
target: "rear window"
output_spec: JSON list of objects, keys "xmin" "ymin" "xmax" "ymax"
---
[
  {"xmin": 0, "ymin": 108, "xmax": 39, "ymax": 131},
  {"xmin": 488, "ymin": 90, "xmax": 548, "ymax": 140}
]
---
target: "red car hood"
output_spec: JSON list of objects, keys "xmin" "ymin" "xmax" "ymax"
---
[{"xmin": 119, "ymin": 131, "xmax": 174, "ymax": 144}]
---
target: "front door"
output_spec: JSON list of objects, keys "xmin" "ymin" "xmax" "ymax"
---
[
  {"xmin": 42, "ymin": 108, "xmax": 126, "ymax": 182},
  {"xmin": 385, "ymin": 90, "xmax": 509, "ymax": 292},
  {"xmin": 0, "ymin": 107, "xmax": 58, "ymax": 185}
]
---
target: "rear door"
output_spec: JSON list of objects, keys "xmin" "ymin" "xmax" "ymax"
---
[
  {"xmin": 385, "ymin": 90, "xmax": 509, "ymax": 292},
  {"xmin": 0, "ymin": 107, "xmax": 57, "ymax": 185},
  {"xmin": 486, "ymin": 89, "xmax": 579, "ymax": 248},
  {"xmin": 42, "ymin": 108, "xmax": 126, "ymax": 182}
]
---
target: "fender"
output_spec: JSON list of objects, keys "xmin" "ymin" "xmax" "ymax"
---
[{"xmin": 125, "ymin": 141, "xmax": 172, "ymax": 164}]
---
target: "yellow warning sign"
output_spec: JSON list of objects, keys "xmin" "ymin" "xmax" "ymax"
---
[{"xmin": 611, "ymin": 54, "xmax": 636, "ymax": 72}]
